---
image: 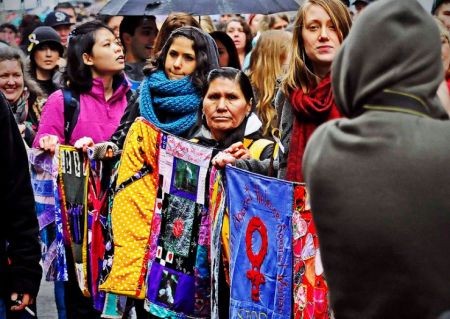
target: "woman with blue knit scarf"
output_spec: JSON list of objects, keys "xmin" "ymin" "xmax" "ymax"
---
[{"xmin": 94, "ymin": 26, "xmax": 220, "ymax": 157}]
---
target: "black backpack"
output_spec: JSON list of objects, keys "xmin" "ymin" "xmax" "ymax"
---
[{"xmin": 62, "ymin": 88, "xmax": 133, "ymax": 145}]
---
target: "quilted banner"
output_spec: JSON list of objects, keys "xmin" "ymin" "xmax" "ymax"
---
[
  {"xmin": 29, "ymin": 148, "xmax": 67, "ymax": 282},
  {"xmin": 87, "ymin": 158, "xmax": 112, "ymax": 311},
  {"xmin": 59, "ymin": 145, "xmax": 90, "ymax": 295},
  {"xmin": 209, "ymin": 167, "xmax": 227, "ymax": 319},
  {"xmin": 226, "ymin": 166, "xmax": 293, "ymax": 319},
  {"xmin": 99, "ymin": 118, "xmax": 160, "ymax": 298},
  {"xmin": 145, "ymin": 132, "xmax": 213, "ymax": 318},
  {"xmin": 292, "ymin": 185, "xmax": 329, "ymax": 319}
]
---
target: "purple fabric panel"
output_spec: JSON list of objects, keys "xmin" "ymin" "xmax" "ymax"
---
[{"xmin": 147, "ymin": 262, "xmax": 195, "ymax": 315}]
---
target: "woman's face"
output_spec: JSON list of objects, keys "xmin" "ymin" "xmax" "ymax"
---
[
  {"xmin": 164, "ymin": 36, "xmax": 197, "ymax": 80},
  {"xmin": 215, "ymin": 39, "xmax": 230, "ymax": 67},
  {"xmin": 441, "ymin": 35, "xmax": 450, "ymax": 73},
  {"xmin": 203, "ymin": 77, "xmax": 251, "ymax": 141},
  {"xmin": 272, "ymin": 16, "xmax": 288, "ymax": 30},
  {"xmin": 301, "ymin": 4, "xmax": 341, "ymax": 74},
  {"xmin": 82, "ymin": 28, "xmax": 125, "ymax": 77},
  {"xmin": 226, "ymin": 21, "xmax": 246, "ymax": 53},
  {"xmin": 33, "ymin": 45, "xmax": 60, "ymax": 72},
  {"xmin": 0, "ymin": 59, "xmax": 24, "ymax": 104}
]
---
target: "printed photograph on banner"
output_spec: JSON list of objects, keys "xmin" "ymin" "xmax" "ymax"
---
[
  {"xmin": 171, "ymin": 158, "xmax": 199, "ymax": 198},
  {"xmin": 157, "ymin": 270, "xmax": 178, "ymax": 306}
]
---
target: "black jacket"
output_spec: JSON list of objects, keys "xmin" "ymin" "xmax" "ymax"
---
[{"xmin": 0, "ymin": 92, "xmax": 42, "ymax": 298}]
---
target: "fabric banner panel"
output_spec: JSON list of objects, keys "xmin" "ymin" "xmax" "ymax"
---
[
  {"xmin": 292, "ymin": 185, "xmax": 329, "ymax": 319},
  {"xmin": 226, "ymin": 166, "xmax": 293, "ymax": 319},
  {"xmin": 87, "ymin": 159, "xmax": 112, "ymax": 311},
  {"xmin": 59, "ymin": 145, "xmax": 90, "ymax": 296},
  {"xmin": 99, "ymin": 118, "xmax": 160, "ymax": 298},
  {"xmin": 145, "ymin": 132, "xmax": 213, "ymax": 318},
  {"xmin": 208, "ymin": 167, "xmax": 226, "ymax": 318},
  {"xmin": 29, "ymin": 149, "xmax": 67, "ymax": 282}
]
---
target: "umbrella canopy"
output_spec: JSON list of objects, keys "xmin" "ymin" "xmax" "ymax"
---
[{"xmin": 99, "ymin": 0, "xmax": 300, "ymax": 16}]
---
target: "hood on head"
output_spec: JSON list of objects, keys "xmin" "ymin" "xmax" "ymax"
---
[
  {"xmin": 332, "ymin": 0, "xmax": 446, "ymax": 119},
  {"xmin": 162, "ymin": 26, "xmax": 220, "ymax": 71}
]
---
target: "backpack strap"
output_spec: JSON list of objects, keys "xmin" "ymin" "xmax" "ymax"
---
[
  {"xmin": 63, "ymin": 89, "xmax": 80, "ymax": 145},
  {"xmin": 243, "ymin": 138, "xmax": 275, "ymax": 160},
  {"xmin": 125, "ymin": 89, "xmax": 133, "ymax": 102}
]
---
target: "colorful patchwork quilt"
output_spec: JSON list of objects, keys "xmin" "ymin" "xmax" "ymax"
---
[
  {"xmin": 292, "ymin": 185, "xmax": 329, "ymax": 319},
  {"xmin": 99, "ymin": 118, "xmax": 160, "ymax": 298},
  {"xmin": 58, "ymin": 145, "xmax": 90, "ymax": 296},
  {"xmin": 145, "ymin": 132, "xmax": 213, "ymax": 318},
  {"xmin": 29, "ymin": 148, "xmax": 67, "ymax": 282}
]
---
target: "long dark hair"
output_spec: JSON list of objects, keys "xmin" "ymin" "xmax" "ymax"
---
[
  {"xmin": 210, "ymin": 31, "xmax": 241, "ymax": 69},
  {"xmin": 64, "ymin": 20, "xmax": 117, "ymax": 94},
  {"xmin": 144, "ymin": 26, "xmax": 219, "ymax": 90}
]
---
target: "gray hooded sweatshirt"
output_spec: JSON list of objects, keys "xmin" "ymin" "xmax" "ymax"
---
[{"xmin": 303, "ymin": 0, "xmax": 450, "ymax": 318}]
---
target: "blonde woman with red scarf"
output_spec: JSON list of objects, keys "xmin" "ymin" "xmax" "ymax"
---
[
  {"xmin": 274, "ymin": 2, "xmax": 352, "ymax": 317},
  {"xmin": 277, "ymin": 0, "xmax": 352, "ymax": 182},
  {"xmin": 215, "ymin": 0, "xmax": 352, "ymax": 181},
  {"xmin": 213, "ymin": 0, "xmax": 351, "ymax": 167}
]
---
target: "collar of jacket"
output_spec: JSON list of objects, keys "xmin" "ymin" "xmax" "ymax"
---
[
  {"xmin": 90, "ymin": 74, "xmax": 131, "ymax": 103},
  {"xmin": 362, "ymin": 89, "xmax": 449, "ymax": 120}
]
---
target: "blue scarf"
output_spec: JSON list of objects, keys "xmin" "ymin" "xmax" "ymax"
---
[{"xmin": 139, "ymin": 70, "xmax": 201, "ymax": 136}]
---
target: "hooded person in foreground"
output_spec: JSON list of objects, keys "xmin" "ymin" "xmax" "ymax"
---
[{"xmin": 303, "ymin": 0, "xmax": 450, "ymax": 318}]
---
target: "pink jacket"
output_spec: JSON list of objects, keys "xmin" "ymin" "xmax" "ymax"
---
[{"xmin": 33, "ymin": 77, "xmax": 130, "ymax": 147}]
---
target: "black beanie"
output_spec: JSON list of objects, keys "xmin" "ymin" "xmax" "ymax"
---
[{"xmin": 27, "ymin": 26, "xmax": 64, "ymax": 56}]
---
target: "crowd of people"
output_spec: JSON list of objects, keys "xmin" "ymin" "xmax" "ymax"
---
[{"xmin": 1, "ymin": 0, "xmax": 450, "ymax": 318}]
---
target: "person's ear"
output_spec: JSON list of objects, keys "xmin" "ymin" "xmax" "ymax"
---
[
  {"xmin": 246, "ymin": 99, "xmax": 252, "ymax": 116},
  {"xmin": 121, "ymin": 32, "xmax": 132, "ymax": 48},
  {"xmin": 82, "ymin": 52, "xmax": 94, "ymax": 66}
]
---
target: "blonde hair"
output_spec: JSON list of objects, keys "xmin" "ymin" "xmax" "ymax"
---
[
  {"xmin": 282, "ymin": 0, "xmax": 351, "ymax": 95},
  {"xmin": 435, "ymin": 17, "xmax": 450, "ymax": 43},
  {"xmin": 434, "ymin": 17, "xmax": 450, "ymax": 76},
  {"xmin": 248, "ymin": 30, "xmax": 292, "ymax": 136},
  {"xmin": 199, "ymin": 15, "xmax": 216, "ymax": 33}
]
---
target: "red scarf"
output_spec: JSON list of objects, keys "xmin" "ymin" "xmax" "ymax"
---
[{"xmin": 286, "ymin": 75, "xmax": 341, "ymax": 182}]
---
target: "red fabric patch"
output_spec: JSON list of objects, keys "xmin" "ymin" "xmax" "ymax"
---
[
  {"xmin": 173, "ymin": 218, "xmax": 184, "ymax": 238},
  {"xmin": 245, "ymin": 217, "xmax": 268, "ymax": 302}
]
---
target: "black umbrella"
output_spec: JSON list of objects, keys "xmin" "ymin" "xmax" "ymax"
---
[{"xmin": 99, "ymin": 0, "xmax": 300, "ymax": 16}]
